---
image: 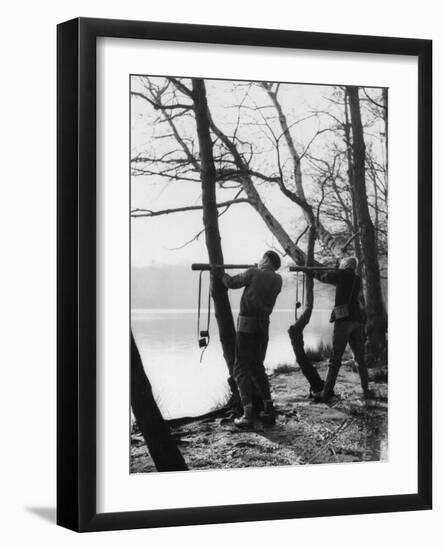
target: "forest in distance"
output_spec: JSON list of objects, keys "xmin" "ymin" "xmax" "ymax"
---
[{"xmin": 130, "ymin": 76, "xmax": 388, "ymax": 473}]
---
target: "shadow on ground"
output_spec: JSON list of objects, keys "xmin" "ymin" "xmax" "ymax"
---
[{"xmin": 26, "ymin": 507, "xmax": 56, "ymax": 524}]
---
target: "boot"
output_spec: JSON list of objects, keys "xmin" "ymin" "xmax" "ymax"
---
[
  {"xmin": 363, "ymin": 388, "xmax": 376, "ymax": 400},
  {"xmin": 357, "ymin": 363, "xmax": 369, "ymax": 397},
  {"xmin": 228, "ymin": 391, "xmax": 243, "ymax": 418},
  {"xmin": 234, "ymin": 404, "xmax": 255, "ymax": 429},
  {"xmin": 260, "ymin": 400, "xmax": 276, "ymax": 425},
  {"xmin": 252, "ymin": 393, "xmax": 264, "ymax": 415}
]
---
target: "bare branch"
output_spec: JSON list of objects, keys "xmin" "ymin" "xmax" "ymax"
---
[
  {"xmin": 362, "ymin": 88, "xmax": 386, "ymax": 111},
  {"xmin": 168, "ymin": 77, "xmax": 194, "ymax": 98},
  {"xmin": 131, "ymin": 91, "xmax": 192, "ymax": 110},
  {"xmin": 295, "ymin": 225, "xmax": 309, "ymax": 246},
  {"xmin": 166, "ymin": 227, "xmax": 205, "ymax": 250},
  {"xmin": 131, "ymin": 168, "xmax": 201, "ymax": 183},
  {"xmin": 131, "ymin": 198, "xmax": 251, "ymax": 218},
  {"xmin": 341, "ymin": 230, "xmax": 361, "ymax": 253}
]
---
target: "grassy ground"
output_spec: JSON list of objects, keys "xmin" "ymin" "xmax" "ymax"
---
[{"xmin": 130, "ymin": 355, "xmax": 388, "ymax": 473}]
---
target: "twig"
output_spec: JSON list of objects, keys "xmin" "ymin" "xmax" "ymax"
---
[
  {"xmin": 341, "ymin": 230, "xmax": 361, "ymax": 253},
  {"xmin": 295, "ymin": 225, "xmax": 309, "ymax": 246},
  {"xmin": 304, "ymin": 418, "xmax": 356, "ymax": 464}
]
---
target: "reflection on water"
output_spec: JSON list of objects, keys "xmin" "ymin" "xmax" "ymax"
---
[{"xmin": 132, "ymin": 308, "xmax": 332, "ymax": 420}]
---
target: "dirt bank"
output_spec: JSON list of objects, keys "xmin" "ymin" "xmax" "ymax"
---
[{"xmin": 130, "ymin": 359, "xmax": 388, "ymax": 473}]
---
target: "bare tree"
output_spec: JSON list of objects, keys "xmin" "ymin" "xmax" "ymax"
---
[
  {"xmin": 347, "ymin": 86, "xmax": 387, "ymax": 362},
  {"xmin": 131, "ymin": 77, "xmax": 388, "ymax": 370},
  {"xmin": 191, "ymin": 78, "xmax": 238, "ymax": 397}
]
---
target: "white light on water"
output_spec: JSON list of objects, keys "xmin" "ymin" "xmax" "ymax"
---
[{"xmin": 132, "ymin": 309, "xmax": 332, "ymax": 420}]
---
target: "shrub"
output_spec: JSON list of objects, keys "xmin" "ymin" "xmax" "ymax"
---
[
  {"xmin": 305, "ymin": 348, "xmax": 322, "ymax": 363},
  {"xmin": 305, "ymin": 340, "xmax": 333, "ymax": 363},
  {"xmin": 273, "ymin": 364, "xmax": 297, "ymax": 375}
]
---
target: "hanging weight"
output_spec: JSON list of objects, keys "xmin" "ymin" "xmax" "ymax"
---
[
  {"xmin": 302, "ymin": 273, "xmax": 305, "ymax": 308},
  {"xmin": 295, "ymin": 272, "xmax": 300, "ymax": 321},
  {"xmin": 199, "ymin": 337, "xmax": 208, "ymax": 348},
  {"xmin": 196, "ymin": 269, "xmax": 211, "ymax": 359}
]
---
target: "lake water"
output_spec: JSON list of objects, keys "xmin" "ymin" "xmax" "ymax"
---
[{"xmin": 132, "ymin": 308, "xmax": 333, "ymax": 420}]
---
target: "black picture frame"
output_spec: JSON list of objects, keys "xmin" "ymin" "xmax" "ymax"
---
[{"xmin": 57, "ymin": 17, "xmax": 432, "ymax": 532}]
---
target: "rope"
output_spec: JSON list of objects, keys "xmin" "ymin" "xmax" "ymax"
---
[
  {"xmin": 197, "ymin": 270, "xmax": 203, "ymax": 340},
  {"xmin": 200, "ymin": 275, "xmax": 211, "ymax": 362},
  {"xmin": 206, "ymin": 278, "xmax": 211, "ymax": 338},
  {"xmin": 302, "ymin": 273, "xmax": 305, "ymax": 309},
  {"xmin": 197, "ymin": 270, "xmax": 211, "ymax": 363}
]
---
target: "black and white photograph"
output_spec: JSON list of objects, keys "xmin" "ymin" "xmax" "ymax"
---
[
  {"xmin": 0, "ymin": 0, "xmax": 437, "ymax": 544},
  {"xmin": 130, "ymin": 76, "xmax": 388, "ymax": 473}
]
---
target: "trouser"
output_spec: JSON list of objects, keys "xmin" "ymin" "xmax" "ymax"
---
[
  {"xmin": 233, "ymin": 331, "xmax": 272, "ymax": 407},
  {"xmin": 325, "ymin": 320, "xmax": 369, "ymax": 395}
]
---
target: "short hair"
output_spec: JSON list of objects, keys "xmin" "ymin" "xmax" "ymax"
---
[
  {"xmin": 264, "ymin": 250, "xmax": 281, "ymax": 270},
  {"xmin": 339, "ymin": 256, "xmax": 358, "ymax": 271}
]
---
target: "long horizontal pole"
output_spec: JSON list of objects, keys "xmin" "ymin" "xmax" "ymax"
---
[
  {"xmin": 191, "ymin": 263, "xmax": 256, "ymax": 271},
  {"xmin": 191, "ymin": 263, "xmax": 342, "ymax": 272},
  {"xmin": 289, "ymin": 265, "xmax": 341, "ymax": 272}
]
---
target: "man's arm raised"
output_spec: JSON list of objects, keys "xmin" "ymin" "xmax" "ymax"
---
[{"xmin": 216, "ymin": 267, "xmax": 254, "ymax": 289}]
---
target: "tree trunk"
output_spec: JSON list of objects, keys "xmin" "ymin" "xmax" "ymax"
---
[
  {"xmin": 191, "ymin": 78, "xmax": 238, "ymax": 390},
  {"xmin": 288, "ymin": 224, "xmax": 324, "ymax": 393},
  {"xmin": 347, "ymin": 86, "xmax": 387, "ymax": 363},
  {"xmin": 382, "ymin": 87, "xmax": 388, "ymax": 177},
  {"xmin": 344, "ymin": 92, "xmax": 364, "ymax": 280},
  {"xmin": 131, "ymin": 333, "xmax": 188, "ymax": 472}
]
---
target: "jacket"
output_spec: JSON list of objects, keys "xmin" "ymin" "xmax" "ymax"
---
[
  {"xmin": 222, "ymin": 267, "xmax": 282, "ymax": 331},
  {"xmin": 316, "ymin": 268, "xmax": 365, "ymax": 323}
]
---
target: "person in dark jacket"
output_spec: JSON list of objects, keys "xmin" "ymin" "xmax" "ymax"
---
[
  {"xmin": 314, "ymin": 256, "xmax": 370, "ymax": 401},
  {"xmin": 217, "ymin": 250, "xmax": 282, "ymax": 429}
]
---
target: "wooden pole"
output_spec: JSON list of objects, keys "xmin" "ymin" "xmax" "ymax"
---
[
  {"xmin": 289, "ymin": 266, "xmax": 340, "ymax": 272},
  {"xmin": 191, "ymin": 263, "xmax": 256, "ymax": 271}
]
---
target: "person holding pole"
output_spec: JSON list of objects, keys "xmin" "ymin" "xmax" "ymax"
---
[
  {"xmin": 313, "ymin": 256, "xmax": 370, "ymax": 401},
  {"xmin": 213, "ymin": 251, "xmax": 282, "ymax": 429}
]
